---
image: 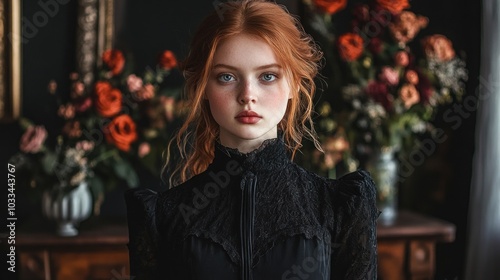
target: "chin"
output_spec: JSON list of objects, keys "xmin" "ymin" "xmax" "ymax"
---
[{"xmin": 222, "ymin": 127, "xmax": 275, "ymax": 142}]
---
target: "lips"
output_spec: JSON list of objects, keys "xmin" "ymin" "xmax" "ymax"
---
[{"xmin": 236, "ymin": 110, "xmax": 262, "ymax": 124}]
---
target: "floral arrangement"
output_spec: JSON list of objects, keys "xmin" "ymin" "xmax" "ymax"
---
[
  {"xmin": 10, "ymin": 49, "xmax": 184, "ymax": 214},
  {"xmin": 302, "ymin": 0, "xmax": 468, "ymax": 173}
]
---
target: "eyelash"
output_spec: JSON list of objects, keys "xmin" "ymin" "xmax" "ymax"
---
[
  {"xmin": 217, "ymin": 74, "xmax": 235, "ymax": 83},
  {"xmin": 261, "ymin": 73, "xmax": 278, "ymax": 82},
  {"xmin": 216, "ymin": 72, "xmax": 279, "ymax": 83}
]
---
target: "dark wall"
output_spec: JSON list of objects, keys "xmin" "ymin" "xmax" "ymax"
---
[
  {"xmin": 402, "ymin": 1, "xmax": 480, "ymax": 279},
  {"xmin": 0, "ymin": 0, "xmax": 480, "ymax": 279}
]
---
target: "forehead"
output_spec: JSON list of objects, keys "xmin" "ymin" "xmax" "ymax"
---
[{"xmin": 212, "ymin": 34, "xmax": 280, "ymax": 67}]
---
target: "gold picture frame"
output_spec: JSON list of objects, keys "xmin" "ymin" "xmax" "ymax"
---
[
  {"xmin": 75, "ymin": 0, "xmax": 114, "ymax": 88},
  {"xmin": 0, "ymin": 0, "xmax": 22, "ymax": 122}
]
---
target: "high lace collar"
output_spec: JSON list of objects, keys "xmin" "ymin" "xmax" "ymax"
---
[{"xmin": 210, "ymin": 137, "xmax": 291, "ymax": 174}]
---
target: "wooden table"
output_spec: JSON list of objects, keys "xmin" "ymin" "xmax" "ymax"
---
[
  {"xmin": 14, "ymin": 219, "xmax": 130, "ymax": 280},
  {"xmin": 8, "ymin": 211, "xmax": 455, "ymax": 279},
  {"xmin": 377, "ymin": 210, "xmax": 456, "ymax": 280}
]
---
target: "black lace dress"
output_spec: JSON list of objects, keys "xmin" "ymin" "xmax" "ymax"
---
[{"xmin": 125, "ymin": 138, "xmax": 379, "ymax": 279}]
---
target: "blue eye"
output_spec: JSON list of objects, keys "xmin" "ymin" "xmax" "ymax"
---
[
  {"xmin": 218, "ymin": 74, "xmax": 235, "ymax": 83},
  {"xmin": 261, "ymin": 73, "xmax": 277, "ymax": 82}
]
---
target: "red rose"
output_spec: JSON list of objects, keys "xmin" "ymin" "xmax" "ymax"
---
[
  {"xmin": 366, "ymin": 81, "xmax": 393, "ymax": 111},
  {"xmin": 337, "ymin": 33, "xmax": 364, "ymax": 61},
  {"xmin": 102, "ymin": 49, "xmax": 125, "ymax": 76},
  {"xmin": 105, "ymin": 115, "xmax": 137, "ymax": 152},
  {"xmin": 159, "ymin": 50, "xmax": 178, "ymax": 70},
  {"xmin": 376, "ymin": 0, "xmax": 410, "ymax": 15},
  {"xmin": 313, "ymin": 0, "xmax": 347, "ymax": 15},
  {"xmin": 94, "ymin": 81, "xmax": 122, "ymax": 117},
  {"xmin": 353, "ymin": 4, "xmax": 370, "ymax": 22},
  {"xmin": 368, "ymin": 38, "xmax": 384, "ymax": 54}
]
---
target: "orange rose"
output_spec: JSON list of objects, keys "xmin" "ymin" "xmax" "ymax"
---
[
  {"xmin": 94, "ymin": 81, "xmax": 122, "ymax": 117},
  {"xmin": 405, "ymin": 70, "xmax": 419, "ymax": 85},
  {"xmin": 399, "ymin": 84, "xmax": 420, "ymax": 109},
  {"xmin": 313, "ymin": 0, "xmax": 347, "ymax": 15},
  {"xmin": 105, "ymin": 115, "xmax": 137, "ymax": 152},
  {"xmin": 159, "ymin": 50, "xmax": 178, "ymax": 70},
  {"xmin": 376, "ymin": 0, "xmax": 410, "ymax": 15},
  {"xmin": 62, "ymin": 121, "xmax": 82, "ymax": 138},
  {"xmin": 389, "ymin": 11, "xmax": 428, "ymax": 44},
  {"xmin": 422, "ymin": 35, "xmax": 456, "ymax": 62},
  {"xmin": 102, "ymin": 49, "xmax": 125, "ymax": 76},
  {"xmin": 337, "ymin": 33, "xmax": 364, "ymax": 61},
  {"xmin": 394, "ymin": 51, "xmax": 409, "ymax": 67}
]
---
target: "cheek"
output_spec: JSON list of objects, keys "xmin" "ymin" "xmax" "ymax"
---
[
  {"xmin": 206, "ymin": 87, "xmax": 229, "ymax": 119},
  {"xmin": 267, "ymin": 84, "xmax": 291, "ymax": 110}
]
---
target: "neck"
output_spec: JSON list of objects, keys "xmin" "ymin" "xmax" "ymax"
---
[{"xmin": 219, "ymin": 134, "xmax": 278, "ymax": 154}]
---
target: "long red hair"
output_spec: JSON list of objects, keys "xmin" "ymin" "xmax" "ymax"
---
[{"xmin": 167, "ymin": 0, "xmax": 323, "ymax": 185}]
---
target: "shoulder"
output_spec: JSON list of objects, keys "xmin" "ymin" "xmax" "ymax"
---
[
  {"xmin": 125, "ymin": 188, "xmax": 159, "ymax": 218},
  {"xmin": 332, "ymin": 170, "xmax": 377, "ymax": 200},
  {"xmin": 124, "ymin": 179, "xmax": 190, "ymax": 219},
  {"xmin": 328, "ymin": 170, "xmax": 379, "ymax": 223},
  {"xmin": 316, "ymin": 170, "xmax": 378, "ymax": 218}
]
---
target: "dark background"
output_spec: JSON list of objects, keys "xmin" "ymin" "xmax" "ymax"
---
[{"xmin": 0, "ymin": 0, "xmax": 480, "ymax": 279}]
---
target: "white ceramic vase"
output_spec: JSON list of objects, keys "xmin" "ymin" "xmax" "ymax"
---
[
  {"xmin": 42, "ymin": 181, "xmax": 92, "ymax": 236},
  {"xmin": 366, "ymin": 147, "xmax": 399, "ymax": 225}
]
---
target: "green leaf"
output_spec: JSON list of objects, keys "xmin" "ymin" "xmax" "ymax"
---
[
  {"xmin": 41, "ymin": 151, "xmax": 57, "ymax": 174},
  {"xmin": 112, "ymin": 159, "xmax": 139, "ymax": 188}
]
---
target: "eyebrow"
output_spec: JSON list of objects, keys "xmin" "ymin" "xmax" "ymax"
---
[{"xmin": 212, "ymin": 63, "xmax": 282, "ymax": 71}]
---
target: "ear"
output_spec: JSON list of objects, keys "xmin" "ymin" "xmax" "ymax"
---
[{"xmin": 289, "ymin": 84, "xmax": 299, "ymax": 100}]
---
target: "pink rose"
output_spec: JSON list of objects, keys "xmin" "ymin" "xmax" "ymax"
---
[
  {"xmin": 20, "ymin": 126, "xmax": 47, "ymax": 153},
  {"xmin": 71, "ymin": 82, "xmax": 85, "ymax": 99},
  {"xmin": 58, "ymin": 104, "xmax": 75, "ymax": 119},
  {"xmin": 69, "ymin": 72, "xmax": 79, "ymax": 81},
  {"xmin": 133, "ymin": 84, "xmax": 155, "ymax": 101},
  {"xmin": 47, "ymin": 80, "xmax": 57, "ymax": 95},
  {"xmin": 379, "ymin": 67, "xmax": 400, "ymax": 86},
  {"xmin": 76, "ymin": 140, "xmax": 95, "ymax": 152},
  {"xmin": 138, "ymin": 142, "xmax": 151, "ymax": 158},
  {"xmin": 161, "ymin": 96, "xmax": 176, "ymax": 122},
  {"xmin": 74, "ymin": 97, "xmax": 92, "ymax": 113},
  {"xmin": 127, "ymin": 74, "xmax": 143, "ymax": 93},
  {"xmin": 394, "ymin": 51, "xmax": 409, "ymax": 67}
]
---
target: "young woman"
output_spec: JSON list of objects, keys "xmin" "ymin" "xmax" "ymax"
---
[{"xmin": 126, "ymin": 1, "xmax": 378, "ymax": 279}]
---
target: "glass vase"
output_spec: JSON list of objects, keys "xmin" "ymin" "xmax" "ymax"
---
[
  {"xmin": 42, "ymin": 181, "xmax": 93, "ymax": 236},
  {"xmin": 366, "ymin": 147, "xmax": 398, "ymax": 225}
]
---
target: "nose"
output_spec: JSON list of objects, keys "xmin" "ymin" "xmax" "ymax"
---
[{"xmin": 238, "ymin": 81, "xmax": 256, "ymax": 104}]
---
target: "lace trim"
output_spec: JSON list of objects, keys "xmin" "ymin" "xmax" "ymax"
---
[{"xmin": 127, "ymin": 138, "xmax": 379, "ymax": 278}]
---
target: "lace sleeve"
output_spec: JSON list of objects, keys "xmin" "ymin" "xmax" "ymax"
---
[
  {"xmin": 125, "ymin": 188, "xmax": 159, "ymax": 279},
  {"xmin": 330, "ymin": 170, "xmax": 379, "ymax": 280}
]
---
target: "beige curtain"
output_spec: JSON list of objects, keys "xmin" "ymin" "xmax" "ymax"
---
[{"xmin": 465, "ymin": 0, "xmax": 500, "ymax": 278}]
